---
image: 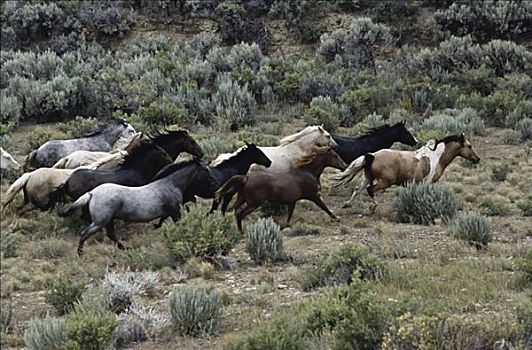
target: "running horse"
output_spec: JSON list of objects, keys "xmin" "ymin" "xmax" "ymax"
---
[
  {"xmin": 215, "ymin": 147, "xmax": 348, "ymax": 233},
  {"xmin": 332, "ymin": 134, "xmax": 480, "ymax": 207}
]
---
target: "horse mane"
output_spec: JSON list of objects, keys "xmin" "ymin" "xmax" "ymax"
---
[
  {"xmin": 83, "ymin": 119, "xmax": 128, "ymax": 138},
  {"xmin": 357, "ymin": 124, "xmax": 394, "ymax": 138},
  {"xmin": 213, "ymin": 144, "xmax": 256, "ymax": 168},
  {"xmin": 120, "ymin": 139, "xmax": 167, "ymax": 168},
  {"xmin": 148, "ymin": 129, "xmax": 190, "ymax": 144},
  {"xmin": 152, "ymin": 159, "xmax": 200, "ymax": 180},
  {"xmin": 293, "ymin": 146, "xmax": 331, "ymax": 168},
  {"xmin": 280, "ymin": 126, "xmax": 320, "ymax": 146},
  {"xmin": 432, "ymin": 134, "xmax": 464, "ymax": 150}
]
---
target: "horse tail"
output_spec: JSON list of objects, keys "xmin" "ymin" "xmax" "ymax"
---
[
  {"xmin": 363, "ymin": 153, "xmax": 375, "ymax": 176},
  {"xmin": 332, "ymin": 155, "xmax": 367, "ymax": 187},
  {"xmin": 58, "ymin": 192, "xmax": 91, "ymax": 217},
  {"xmin": 24, "ymin": 150, "xmax": 38, "ymax": 171},
  {"xmin": 1, "ymin": 172, "xmax": 31, "ymax": 212},
  {"xmin": 214, "ymin": 175, "xmax": 246, "ymax": 202}
]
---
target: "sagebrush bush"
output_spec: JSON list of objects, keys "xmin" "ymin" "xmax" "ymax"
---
[
  {"xmin": 45, "ymin": 274, "xmax": 86, "ymax": 316},
  {"xmin": 515, "ymin": 118, "xmax": 532, "ymax": 140},
  {"xmin": 515, "ymin": 250, "xmax": 532, "ymax": 289},
  {"xmin": 395, "ymin": 182, "xmax": 461, "ymax": 225},
  {"xmin": 29, "ymin": 237, "xmax": 70, "ymax": 259},
  {"xmin": 480, "ymin": 195, "xmax": 511, "ymax": 216},
  {"xmin": 56, "ymin": 116, "xmax": 99, "ymax": 138},
  {"xmin": 26, "ymin": 129, "xmax": 67, "ymax": 153},
  {"xmin": 245, "ymin": 217, "xmax": 285, "ymax": 264},
  {"xmin": 490, "ymin": 163, "xmax": 510, "ymax": 182},
  {"xmin": 421, "ymin": 108, "xmax": 485, "ymax": 135},
  {"xmin": 198, "ymin": 135, "xmax": 236, "ymax": 163},
  {"xmin": 450, "ymin": 211, "xmax": 492, "ymax": 248},
  {"xmin": 304, "ymin": 95, "xmax": 341, "ymax": 132},
  {"xmin": 0, "ymin": 230, "xmax": 23, "ymax": 259},
  {"xmin": 382, "ymin": 312, "xmax": 527, "ymax": 350},
  {"xmin": 114, "ymin": 302, "xmax": 168, "ymax": 346},
  {"xmin": 116, "ymin": 246, "xmax": 172, "ymax": 271},
  {"xmin": 501, "ymin": 128, "xmax": 521, "ymax": 145},
  {"xmin": 161, "ymin": 203, "xmax": 240, "ymax": 263},
  {"xmin": 231, "ymin": 314, "xmax": 308, "ymax": 350},
  {"xmin": 101, "ymin": 270, "xmax": 159, "ymax": 314},
  {"xmin": 304, "ymin": 280, "xmax": 391, "ymax": 350},
  {"xmin": 64, "ymin": 308, "xmax": 117, "ymax": 350},
  {"xmin": 296, "ymin": 244, "xmax": 385, "ymax": 291},
  {"xmin": 24, "ymin": 317, "xmax": 67, "ymax": 350},
  {"xmin": 212, "ymin": 74, "xmax": 257, "ymax": 131},
  {"xmin": 168, "ymin": 287, "xmax": 222, "ymax": 336},
  {"xmin": 517, "ymin": 195, "xmax": 532, "ymax": 217},
  {"xmin": 190, "ymin": 33, "xmax": 221, "ymax": 58}
]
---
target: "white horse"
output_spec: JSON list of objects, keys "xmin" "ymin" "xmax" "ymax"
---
[
  {"xmin": 211, "ymin": 126, "xmax": 338, "ymax": 173},
  {"xmin": 1, "ymin": 156, "xmax": 127, "ymax": 215},
  {"xmin": 52, "ymin": 132, "xmax": 141, "ymax": 169},
  {"xmin": 1, "ymin": 148, "xmax": 22, "ymax": 175}
]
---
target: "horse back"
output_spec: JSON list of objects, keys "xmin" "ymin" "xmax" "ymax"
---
[{"xmin": 66, "ymin": 168, "xmax": 143, "ymax": 199}]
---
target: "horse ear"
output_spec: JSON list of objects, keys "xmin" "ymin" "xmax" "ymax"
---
[
  {"xmin": 245, "ymin": 141, "xmax": 250, "ymax": 146},
  {"xmin": 460, "ymin": 133, "xmax": 465, "ymax": 141}
]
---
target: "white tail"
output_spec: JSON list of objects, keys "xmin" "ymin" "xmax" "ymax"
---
[
  {"xmin": 1, "ymin": 172, "xmax": 31, "ymax": 212},
  {"xmin": 59, "ymin": 192, "xmax": 92, "ymax": 217},
  {"xmin": 331, "ymin": 155, "xmax": 366, "ymax": 187}
]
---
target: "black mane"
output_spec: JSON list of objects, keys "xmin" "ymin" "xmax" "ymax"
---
[
  {"xmin": 83, "ymin": 119, "xmax": 128, "ymax": 138},
  {"xmin": 148, "ymin": 129, "xmax": 189, "ymax": 144},
  {"xmin": 359, "ymin": 124, "xmax": 393, "ymax": 137},
  {"xmin": 152, "ymin": 159, "xmax": 200, "ymax": 180},
  {"xmin": 434, "ymin": 134, "xmax": 464, "ymax": 147},
  {"xmin": 121, "ymin": 139, "xmax": 166, "ymax": 168},
  {"xmin": 214, "ymin": 144, "xmax": 257, "ymax": 169}
]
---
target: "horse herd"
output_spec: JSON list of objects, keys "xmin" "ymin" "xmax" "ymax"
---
[{"xmin": 0, "ymin": 119, "xmax": 480, "ymax": 255}]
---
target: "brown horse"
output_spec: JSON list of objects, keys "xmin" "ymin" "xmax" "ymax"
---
[
  {"xmin": 333, "ymin": 134, "xmax": 480, "ymax": 206},
  {"xmin": 214, "ymin": 147, "xmax": 348, "ymax": 233}
]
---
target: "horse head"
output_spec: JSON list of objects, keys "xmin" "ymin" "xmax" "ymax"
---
[
  {"xmin": 324, "ymin": 148, "xmax": 348, "ymax": 171},
  {"xmin": 191, "ymin": 159, "xmax": 220, "ymax": 194},
  {"xmin": 181, "ymin": 132, "xmax": 204, "ymax": 159},
  {"xmin": 0, "ymin": 148, "xmax": 22, "ymax": 175},
  {"xmin": 244, "ymin": 142, "xmax": 272, "ymax": 168},
  {"xmin": 393, "ymin": 121, "xmax": 418, "ymax": 146},
  {"xmin": 457, "ymin": 133, "xmax": 480, "ymax": 164}
]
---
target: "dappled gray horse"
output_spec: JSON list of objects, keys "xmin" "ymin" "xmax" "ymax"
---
[
  {"xmin": 25, "ymin": 119, "xmax": 136, "ymax": 169},
  {"xmin": 59, "ymin": 159, "xmax": 219, "ymax": 255}
]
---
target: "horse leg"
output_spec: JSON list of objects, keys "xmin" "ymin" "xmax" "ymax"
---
[
  {"xmin": 16, "ymin": 202, "xmax": 34, "ymax": 216},
  {"xmin": 105, "ymin": 221, "xmax": 125, "ymax": 250},
  {"xmin": 78, "ymin": 223, "xmax": 103, "ymax": 256},
  {"xmin": 236, "ymin": 204, "xmax": 259, "ymax": 234},
  {"xmin": 368, "ymin": 179, "xmax": 388, "ymax": 214},
  {"xmin": 170, "ymin": 207, "xmax": 181, "ymax": 222},
  {"xmin": 309, "ymin": 194, "xmax": 338, "ymax": 220},
  {"xmin": 343, "ymin": 178, "xmax": 370, "ymax": 208},
  {"xmin": 153, "ymin": 217, "xmax": 166, "ymax": 229},
  {"xmin": 285, "ymin": 203, "xmax": 296, "ymax": 227},
  {"xmin": 221, "ymin": 193, "xmax": 234, "ymax": 214},
  {"xmin": 232, "ymin": 193, "xmax": 246, "ymax": 213}
]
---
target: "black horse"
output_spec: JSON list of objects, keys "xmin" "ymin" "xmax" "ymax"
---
[
  {"xmin": 182, "ymin": 143, "xmax": 272, "ymax": 212},
  {"xmin": 332, "ymin": 121, "xmax": 418, "ymax": 163},
  {"xmin": 59, "ymin": 159, "xmax": 219, "ymax": 255}
]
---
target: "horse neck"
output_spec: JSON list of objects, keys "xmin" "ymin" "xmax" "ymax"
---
[
  {"xmin": 297, "ymin": 156, "xmax": 329, "ymax": 179},
  {"xmin": 99, "ymin": 127, "xmax": 123, "ymax": 145},
  {"xmin": 165, "ymin": 166, "xmax": 196, "ymax": 189},
  {"xmin": 124, "ymin": 152, "xmax": 168, "ymax": 179},
  {"xmin": 156, "ymin": 139, "xmax": 184, "ymax": 159},
  {"xmin": 361, "ymin": 128, "xmax": 398, "ymax": 151},
  {"xmin": 433, "ymin": 143, "xmax": 460, "ymax": 182},
  {"xmin": 217, "ymin": 152, "xmax": 256, "ymax": 174}
]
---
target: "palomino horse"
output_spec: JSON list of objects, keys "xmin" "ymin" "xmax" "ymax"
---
[
  {"xmin": 214, "ymin": 147, "xmax": 348, "ymax": 233},
  {"xmin": 332, "ymin": 122, "xmax": 418, "ymax": 163},
  {"xmin": 1, "ymin": 147, "xmax": 22, "ymax": 175},
  {"xmin": 52, "ymin": 132, "xmax": 142, "ymax": 169},
  {"xmin": 1, "ymin": 158, "xmax": 123, "ymax": 215},
  {"xmin": 59, "ymin": 159, "xmax": 219, "ymax": 255},
  {"xmin": 211, "ymin": 126, "xmax": 337, "ymax": 173},
  {"xmin": 333, "ymin": 134, "xmax": 480, "ymax": 206},
  {"xmin": 180, "ymin": 142, "xmax": 272, "ymax": 212}
]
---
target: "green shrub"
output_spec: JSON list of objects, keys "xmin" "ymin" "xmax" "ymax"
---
[
  {"xmin": 197, "ymin": 135, "xmax": 236, "ymax": 163},
  {"xmin": 490, "ymin": 163, "xmax": 510, "ymax": 182},
  {"xmin": 245, "ymin": 217, "xmax": 285, "ymax": 265},
  {"xmin": 382, "ymin": 312, "xmax": 527, "ymax": 350},
  {"xmin": 116, "ymin": 246, "xmax": 172, "ymax": 271},
  {"xmin": 295, "ymin": 244, "xmax": 385, "ymax": 291},
  {"xmin": 395, "ymin": 182, "xmax": 461, "ymax": 225},
  {"xmin": 236, "ymin": 129, "xmax": 279, "ymax": 147},
  {"xmin": 45, "ymin": 274, "xmax": 86, "ymax": 316},
  {"xmin": 56, "ymin": 116, "xmax": 99, "ymax": 138},
  {"xmin": 0, "ymin": 92, "xmax": 21, "ymax": 133},
  {"xmin": 304, "ymin": 280, "xmax": 391, "ymax": 350},
  {"xmin": 24, "ymin": 317, "xmax": 67, "ymax": 350},
  {"xmin": 0, "ymin": 230, "xmax": 23, "ymax": 259},
  {"xmin": 515, "ymin": 118, "xmax": 532, "ymax": 140},
  {"xmin": 290, "ymin": 223, "xmax": 320, "ymax": 236},
  {"xmin": 190, "ymin": 33, "xmax": 221, "ymax": 58},
  {"xmin": 26, "ymin": 129, "xmax": 67, "ymax": 153},
  {"xmin": 168, "ymin": 287, "xmax": 222, "ymax": 336},
  {"xmin": 305, "ymin": 96, "xmax": 341, "ymax": 132},
  {"xmin": 231, "ymin": 315, "xmax": 308, "ymax": 350},
  {"xmin": 259, "ymin": 201, "xmax": 290, "ymax": 218},
  {"xmin": 421, "ymin": 108, "xmax": 485, "ymax": 135},
  {"xmin": 480, "ymin": 195, "xmax": 511, "ymax": 216},
  {"xmin": 101, "ymin": 271, "xmax": 159, "ymax": 314},
  {"xmin": 500, "ymin": 128, "xmax": 521, "ymax": 145},
  {"xmin": 161, "ymin": 203, "xmax": 240, "ymax": 264},
  {"xmin": 212, "ymin": 74, "xmax": 257, "ymax": 131},
  {"xmin": 505, "ymin": 100, "xmax": 532, "ymax": 128},
  {"xmin": 30, "ymin": 237, "xmax": 70, "ymax": 259},
  {"xmin": 183, "ymin": 258, "xmax": 215, "ymax": 279},
  {"xmin": 64, "ymin": 308, "xmax": 117, "ymax": 350},
  {"xmin": 517, "ymin": 195, "xmax": 532, "ymax": 217},
  {"xmin": 450, "ymin": 211, "xmax": 492, "ymax": 249},
  {"xmin": 515, "ymin": 250, "xmax": 532, "ymax": 289}
]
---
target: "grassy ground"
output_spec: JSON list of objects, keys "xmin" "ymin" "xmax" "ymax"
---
[{"xmin": 1, "ymin": 123, "xmax": 531, "ymax": 349}]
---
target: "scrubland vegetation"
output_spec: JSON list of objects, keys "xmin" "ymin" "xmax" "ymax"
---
[{"xmin": 1, "ymin": 1, "xmax": 531, "ymax": 349}]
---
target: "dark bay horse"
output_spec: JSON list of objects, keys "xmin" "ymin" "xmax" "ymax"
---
[
  {"xmin": 332, "ymin": 121, "xmax": 418, "ymax": 163},
  {"xmin": 214, "ymin": 147, "xmax": 348, "ymax": 233},
  {"xmin": 25, "ymin": 119, "xmax": 136, "ymax": 169},
  {"xmin": 59, "ymin": 159, "xmax": 219, "ymax": 254},
  {"xmin": 333, "ymin": 134, "xmax": 480, "ymax": 206},
  {"xmin": 183, "ymin": 143, "xmax": 272, "ymax": 213}
]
